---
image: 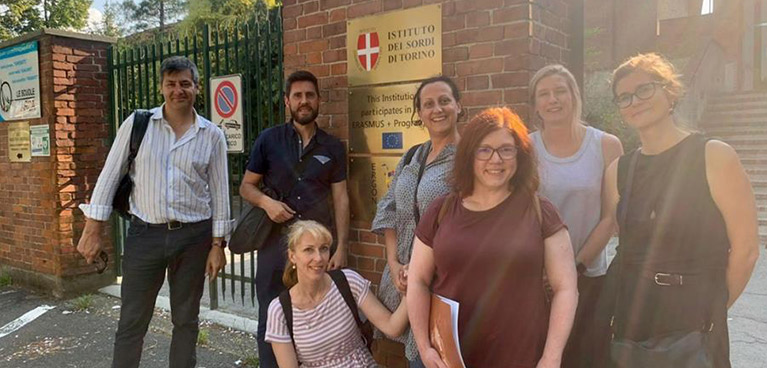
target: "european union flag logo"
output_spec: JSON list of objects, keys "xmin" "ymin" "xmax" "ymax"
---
[{"xmin": 382, "ymin": 132, "xmax": 403, "ymax": 149}]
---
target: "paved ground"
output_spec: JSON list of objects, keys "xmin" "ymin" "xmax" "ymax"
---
[
  {"xmin": 0, "ymin": 249, "xmax": 764, "ymax": 367},
  {"xmin": 0, "ymin": 289, "xmax": 258, "ymax": 368},
  {"xmin": 729, "ymin": 249, "xmax": 767, "ymax": 368}
]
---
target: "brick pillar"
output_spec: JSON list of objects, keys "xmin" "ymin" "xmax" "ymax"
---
[
  {"xmin": 281, "ymin": 1, "xmax": 574, "ymax": 365},
  {"xmin": 0, "ymin": 30, "xmax": 115, "ymax": 298}
]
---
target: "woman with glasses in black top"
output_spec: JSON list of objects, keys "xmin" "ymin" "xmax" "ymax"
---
[{"xmin": 598, "ymin": 53, "xmax": 759, "ymax": 367}]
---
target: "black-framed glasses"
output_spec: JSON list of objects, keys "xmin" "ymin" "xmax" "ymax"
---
[
  {"xmin": 613, "ymin": 82, "xmax": 665, "ymax": 109},
  {"xmin": 475, "ymin": 145, "xmax": 517, "ymax": 161},
  {"xmin": 95, "ymin": 251, "xmax": 108, "ymax": 274}
]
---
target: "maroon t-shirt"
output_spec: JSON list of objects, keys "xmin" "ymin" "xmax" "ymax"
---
[{"xmin": 415, "ymin": 193, "xmax": 566, "ymax": 367}]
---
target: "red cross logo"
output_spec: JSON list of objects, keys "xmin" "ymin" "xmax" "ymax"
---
[{"xmin": 357, "ymin": 32, "xmax": 380, "ymax": 72}]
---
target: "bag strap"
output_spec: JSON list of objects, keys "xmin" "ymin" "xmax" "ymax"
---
[
  {"xmin": 278, "ymin": 289, "xmax": 296, "ymax": 346},
  {"xmin": 328, "ymin": 269, "xmax": 365, "ymax": 331},
  {"xmin": 407, "ymin": 143, "xmax": 426, "ymax": 225},
  {"xmin": 611, "ymin": 149, "xmax": 641, "ymax": 338},
  {"xmin": 532, "ymin": 194, "xmax": 542, "ymax": 226},
  {"xmin": 436, "ymin": 193, "xmax": 457, "ymax": 225},
  {"xmin": 127, "ymin": 109, "xmax": 152, "ymax": 171}
]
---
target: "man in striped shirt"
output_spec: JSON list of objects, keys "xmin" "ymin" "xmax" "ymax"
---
[{"xmin": 76, "ymin": 56, "xmax": 232, "ymax": 368}]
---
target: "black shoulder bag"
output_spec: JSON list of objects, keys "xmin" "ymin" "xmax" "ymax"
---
[
  {"xmin": 278, "ymin": 269, "xmax": 374, "ymax": 358},
  {"xmin": 407, "ymin": 143, "xmax": 427, "ymax": 225},
  {"xmin": 229, "ymin": 147, "xmax": 317, "ymax": 254},
  {"xmin": 112, "ymin": 110, "xmax": 152, "ymax": 219},
  {"xmin": 609, "ymin": 149, "xmax": 715, "ymax": 368}
]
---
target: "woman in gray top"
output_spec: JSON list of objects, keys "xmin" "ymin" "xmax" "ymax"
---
[
  {"xmin": 371, "ymin": 76, "xmax": 462, "ymax": 367},
  {"xmin": 529, "ymin": 65, "xmax": 623, "ymax": 368}
]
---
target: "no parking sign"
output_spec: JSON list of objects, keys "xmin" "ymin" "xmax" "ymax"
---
[{"xmin": 209, "ymin": 74, "xmax": 244, "ymax": 153}]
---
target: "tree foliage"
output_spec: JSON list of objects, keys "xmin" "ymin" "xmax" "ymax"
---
[
  {"xmin": 118, "ymin": 0, "xmax": 187, "ymax": 34},
  {"xmin": 180, "ymin": 0, "xmax": 274, "ymax": 33},
  {"xmin": 0, "ymin": 0, "xmax": 91, "ymax": 41},
  {"xmin": 43, "ymin": 0, "xmax": 91, "ymax": 30}
]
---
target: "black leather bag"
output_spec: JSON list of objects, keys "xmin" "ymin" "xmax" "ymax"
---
[
  {"xmin": 610, "ymin": 329, "xmax": 713, "ymax": 368},
  {"xmin": 229, "ymin": 186, "xmax": 279, "ymax": 254},
  {"xmin": 609, "ymin": 150, "xmax": 714, "ymax": 368},
  {"xmin": 112, "ymin": 110, "xmax": 152, "ymax": 219},
  {"xmin": 229, "ymin": 143, "xmax": 317, "ymax": 254}
]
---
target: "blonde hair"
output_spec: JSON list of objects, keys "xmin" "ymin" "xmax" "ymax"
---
[
  {"xmin": 529, "ymin": 64, "xmax": 583, "ymax": 127},
  {"xmin": 282, "ymin": 220, "xmax": 333, "ymax": 288},
  {"xmin": 611, "ymin": 52, "xmax": 685, "ymax": 107}
]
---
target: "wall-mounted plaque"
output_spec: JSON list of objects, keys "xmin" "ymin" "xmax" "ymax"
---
[
  {"xmin": 349, "ymin": 83, "xmax": 429, "ymax": 154},
  {"xmin": 8, "ymin": 121, "xmax": 30, "ymax": 162},
  {"xmin": 348, "ymin": 156, "xmax": 403, "ymax": 223},
  {"xmin": 347, "ymin": 4, "xmax": 442, "ymax": 86}
]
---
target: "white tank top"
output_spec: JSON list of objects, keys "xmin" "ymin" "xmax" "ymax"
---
[{"xmin": 531, "ymin": 126, "xmax": 608, "ymax": 277}]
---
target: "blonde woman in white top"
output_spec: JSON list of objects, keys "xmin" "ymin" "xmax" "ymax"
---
[{"xmin": 529, "ymin": 65, "xmax": 623, "ymax": 368}]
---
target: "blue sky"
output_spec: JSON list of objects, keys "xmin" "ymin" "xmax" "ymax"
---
[{"xmin": 92, "ymin": 0, "xmax": 106, "ymax": 12}]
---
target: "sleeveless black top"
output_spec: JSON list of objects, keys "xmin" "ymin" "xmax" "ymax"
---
[
  {"xmin": 608, "ymin": 134, "xmax": 731, "ymax": 366},
  {"xmin": 616, "ymin": 133, "xmax": 729, "ymax": 272}
]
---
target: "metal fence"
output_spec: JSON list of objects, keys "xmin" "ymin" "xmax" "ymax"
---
[{"xmin": 107, "ymin": 9, "xmax": 284, "ymax": 310}]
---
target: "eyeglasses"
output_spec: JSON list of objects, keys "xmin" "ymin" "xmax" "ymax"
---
[
  {"xmin": 613, "ymin": 82, "xmax": 665, "ymax": 109},
  {"xmin": 95, "ymin": 251, "xmax": 109, "ymax": 274},
  {"xmin": 475, "ymin": 146, "xmax": 517, "ymax": 161}
]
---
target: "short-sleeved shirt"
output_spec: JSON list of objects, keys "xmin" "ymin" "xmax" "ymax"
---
[
  {"xmin": 415, "ymin": 193, "xmax": 566, "ymax": 368},
  {"xmin": 369, "ymin": 141, "xmax": 455, "ymax": 358},
  {"xmin": 246, "ymin": 122, "xmax": 346, "ymax": 228},
  {"xmin": 265, "ymin": 269, "xmax": 376, "ymax": 368}
]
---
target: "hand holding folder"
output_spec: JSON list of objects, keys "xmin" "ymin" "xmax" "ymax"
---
[{"xmin": 429, "ymin": 294, "xmax": 467, "ymax": 368}]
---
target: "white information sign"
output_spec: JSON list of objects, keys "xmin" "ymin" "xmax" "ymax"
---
[
  {"xmin": 30, "ymin": 124, "xmax": 50, "ymax": 156},
  {"xmin": 209, "ymin": 74, "xmax": 244, "ymax": 153},
  {"xmin": 0, "ymin": 41, "xmax": 41, "ymax": 121}
]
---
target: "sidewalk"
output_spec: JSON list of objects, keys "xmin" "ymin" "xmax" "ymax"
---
[{"xmin": 100, "ymin": 251, "xmax": 260, "ymax": 336}]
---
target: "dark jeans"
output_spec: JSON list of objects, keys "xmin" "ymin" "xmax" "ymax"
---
[
  {"xmin": 255, "ymin": 228, "xmax": 287, "ymax": 368},
  {"xmin": 409, "ymin": 357, "xmax": 426, "ymax": 368},
  {"xmin": 112, "ymin": 219, "xmax": 212, "ymax": 368},
  {"xmin": 563, "ymin": 275, "xmax": 607, "ymax": 368}
]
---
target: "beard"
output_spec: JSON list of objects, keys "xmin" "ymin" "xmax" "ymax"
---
[{"xmin": 290, "ymin": 105, "xmax": 318, "ymax": 126}]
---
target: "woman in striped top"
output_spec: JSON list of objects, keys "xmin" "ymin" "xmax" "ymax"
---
[{"xmin": 266, "ymin": 221, "xmax": 409, "ymax": 367}]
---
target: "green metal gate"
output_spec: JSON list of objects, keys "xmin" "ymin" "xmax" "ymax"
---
[{"xmin": 107, "ymin": 9, "xmax": 284, "ymax": 309}]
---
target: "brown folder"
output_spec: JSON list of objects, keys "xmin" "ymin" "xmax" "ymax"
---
[{"xmin": 429, "ymin": 294, "xmax": 466, "ymax": 368}]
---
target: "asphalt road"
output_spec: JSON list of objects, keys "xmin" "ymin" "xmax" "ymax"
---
[{"xmin": 0, "ymin": 289, "xmax": 257, "ymax": 368}]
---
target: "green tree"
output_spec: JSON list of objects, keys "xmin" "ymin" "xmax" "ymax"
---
[
  {"xmin": 43, "ymin": 0, "xmax": 91, "ymax": 30},
  {"xmin": 1, "ymin": 0, "xmax": 92, "ymax": 41},
  {"xmin": 92, "ymin": 0, "xmax": 122, "ymax": 37},
  {"xmin": 1, "ymin": 0, "xmax": 44, "ymax": 40},
  {"xmin": 119, "ymin": 0, "xmax": 187, "ymax": 34}
]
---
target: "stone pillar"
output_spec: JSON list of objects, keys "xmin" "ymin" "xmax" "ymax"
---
[
  {"xmin": 0, "ymin": 30, "xmax": 115, "ymax": 298},
  {"xmin": 281, "ymin": 1, "xmax": 574, "ymax": 365}
]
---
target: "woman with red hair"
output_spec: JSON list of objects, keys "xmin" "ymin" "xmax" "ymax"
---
[{"xmin": 407, "ymin": 107, "xmax": 579, "ymax": 368}]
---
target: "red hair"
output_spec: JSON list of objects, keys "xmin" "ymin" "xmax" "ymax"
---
[{"xmin": 452, "ymin": 107, "xmax": 539, "ymax": 197}]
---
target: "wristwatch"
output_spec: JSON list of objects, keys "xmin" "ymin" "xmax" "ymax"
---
[
  {"xmin": 576, "ymin": 262, "xmax": 587, "ymax": 275},
  {"xmin": 212, "ymin": 240, "xmax": 226, "ymax": 249}
]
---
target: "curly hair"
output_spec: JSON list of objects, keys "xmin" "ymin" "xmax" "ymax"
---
[
  {"xmin": 451, "ymin": 107, "xmax": 539, "ymax": 197},
  {"xmin": 611, "ymin": 53, "xmax": 685, "ymax": 104}
]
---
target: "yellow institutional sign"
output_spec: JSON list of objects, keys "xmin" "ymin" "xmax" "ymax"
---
[
  {"xmin": 8, "ymin": 121, "xmax": 30, "ymax": 162},
  {"xmin": 348, "ymin": 156, "xmax": 403, "ymax": 222},
  {"xmin": 347, "ymin": 4, "xmax": 442, "ymax": 86},
  {"xmin": 348, "ymin": 83, "xmax": 429, "ymax": 154}
]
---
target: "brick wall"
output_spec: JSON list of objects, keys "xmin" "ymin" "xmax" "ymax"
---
[
  {"xmin": 0, "ymin": 30, "xmax": 114, "ymax": 297},
  {"xmin": 282, "ymin": 1, "xmax": 573, "ymax": 365}
]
